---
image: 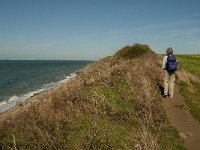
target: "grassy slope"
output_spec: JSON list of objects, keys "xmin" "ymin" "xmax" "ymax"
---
[
  {"xmin": 0, "ymin": 44, "xmax": 184, "ymax": 149},
  {"xmin": 175, "ymin": 54, "xmax": 200, "ymax": 123}
]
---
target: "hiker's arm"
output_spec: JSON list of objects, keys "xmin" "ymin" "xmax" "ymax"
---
[
  {"xmin": 175, "ymin": 60, "xmax": 178, "ymax": 78},
  {"xmin": 162, "ymin": 56, "xmax": 167, "ymax": 70}
]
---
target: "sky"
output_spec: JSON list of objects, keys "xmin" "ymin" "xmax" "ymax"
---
[{"xmin": 0, "ymin": 0, "xmax": 200, "ymax": 60}]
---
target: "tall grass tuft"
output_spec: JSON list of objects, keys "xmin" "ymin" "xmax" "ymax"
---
[
  {"xmin": 113, "ymin": 43, "xmax": 153, "ymax": 60},
  {"xmin": 177, "ymin": 69, "xmax": 200, "ymax": 93}
]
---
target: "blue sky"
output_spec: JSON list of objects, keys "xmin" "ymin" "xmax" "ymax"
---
[{"xmin": 0, "ymin": 0, "xmax": 200, "ymax": 60}]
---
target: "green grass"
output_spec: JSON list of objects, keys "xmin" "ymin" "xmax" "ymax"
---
[
  {"xmin": 87, "ymin": 84, "xmax": 184, "ymax": 150},
  {"xmin": 176, "ymin": 54, "xmax": 200, "ymax": 77},
  {"xmin": 159, "ymin": 126, "xmax": 186, "ymax": 150},
  {"xmin": 175, "ymin": 54, "xmax": 200, "ymax": 123}
]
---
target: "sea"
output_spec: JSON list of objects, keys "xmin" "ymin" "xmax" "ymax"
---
[{"xmin": 0, "ymin": 60, "xmax": 92, "ymax": 113}]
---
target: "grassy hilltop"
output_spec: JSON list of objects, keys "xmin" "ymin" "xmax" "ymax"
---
[{"xmin": 0, "ymin": 44, "xmax": 185, "ymax": 149}]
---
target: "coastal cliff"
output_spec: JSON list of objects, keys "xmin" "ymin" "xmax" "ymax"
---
[{"xmin": 0, "ymin": 44, "xmax": 183, "ymax": 149}]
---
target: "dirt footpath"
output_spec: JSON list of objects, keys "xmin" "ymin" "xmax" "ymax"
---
[{"xmin": 163, "ymin": 85, "xmax": 200, "ymax": 150}]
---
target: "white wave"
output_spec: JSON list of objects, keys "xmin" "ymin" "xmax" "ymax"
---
[
  {"xmin": 0, "ymin": 101, "xmax": 7, "ymax": 106},
  {"xmin": 7, "ymin": 95, "xmax": 19, "ymax": 102},
  {"xmin": 22, "ymin": 89, "xmax": 45, "ymax": 100},
  {"xmin": 0, "ymin": 95, "xmax": 20, "ymax": 113},
  {"xmin": 59, "ymin": 73, "xmax": 76, "ymax": 84}
]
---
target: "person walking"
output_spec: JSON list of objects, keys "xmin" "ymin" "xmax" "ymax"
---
[{"xmin": 162, "ymin": 47, "xmax": 178, "ymax": 98}]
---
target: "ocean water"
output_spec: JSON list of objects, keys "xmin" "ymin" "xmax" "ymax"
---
[{"xmin": 0, "ymin": 60, "xmax": 91, "ymax": 113}]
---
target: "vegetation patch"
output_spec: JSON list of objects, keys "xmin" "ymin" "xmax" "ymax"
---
[
  {"xmin": 176, "ymin": 55, "xmax": 200, "ymax": 123},
  {"xmin": 113, "ymin": 43, "xmax": 153, "ymax": 60}
]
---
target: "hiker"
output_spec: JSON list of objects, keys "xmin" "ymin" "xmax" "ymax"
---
[{"xmin": 162, "ymin": 47, "xmax": 177, "ymax": 98}]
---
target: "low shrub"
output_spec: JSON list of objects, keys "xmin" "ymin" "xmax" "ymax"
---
[{"xmin": 114, "ymin": 43, "xmax": 153, "ymax": 60}]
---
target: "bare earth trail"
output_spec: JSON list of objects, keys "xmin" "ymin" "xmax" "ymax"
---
[{"xmin": 163, "ymin": 85, "xmax": 200, "ymax": 150}]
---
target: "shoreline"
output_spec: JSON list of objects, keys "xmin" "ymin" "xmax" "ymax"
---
[
  {"xmin": 0, "ymin": 60, "xmax": 89, "ymax": 114},
  {"xmin": 0, "ymin": 72, "xmax": 78, "ymax": 122}
]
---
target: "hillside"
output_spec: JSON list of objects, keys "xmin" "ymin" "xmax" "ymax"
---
[{"xmin": 0, "ymin": 44, "xmax": 184, "ymax": 149}]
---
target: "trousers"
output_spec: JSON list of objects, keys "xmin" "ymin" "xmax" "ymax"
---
[{"xmin": 164, "ymin": 70, "xmax": 175, "ymax": 98}]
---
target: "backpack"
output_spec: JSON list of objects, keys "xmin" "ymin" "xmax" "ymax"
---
[{"xmin": 166, "ymin": 55, "xmax": 177, "ymax": 72}]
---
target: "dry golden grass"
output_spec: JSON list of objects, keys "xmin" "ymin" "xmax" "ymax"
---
[{"xmin": 177, "ymin": 70, "xmax": 200, "ymax": 93}]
